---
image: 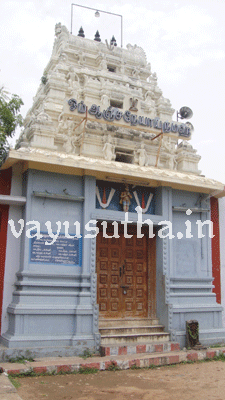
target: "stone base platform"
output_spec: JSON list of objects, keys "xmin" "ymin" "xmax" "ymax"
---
[
  {"xmin": 2, "ymin": 347, "xmax": 225, "ymax": 376},
  {"xmin": 100, "ymin": 341, "xmax": 180, "ymax": 356}
]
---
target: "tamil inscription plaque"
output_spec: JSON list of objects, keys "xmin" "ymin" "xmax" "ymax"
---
[{"xmin": 30, "ymin": 234, "xmax": 82, "ymax": 266}]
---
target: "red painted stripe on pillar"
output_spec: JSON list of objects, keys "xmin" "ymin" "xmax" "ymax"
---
[
  {"xmin": 211, "ymin": 197, "xmax": 221, "ymax": 303},
  {"xmin": 0, "ymin": 168, "xmax": 12, "ymax": 334},
  {"xmin": 0, "ymin": 168, "xmax": 12, "ymax": 195}
]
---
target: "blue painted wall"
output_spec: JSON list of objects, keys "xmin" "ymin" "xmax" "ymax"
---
[
  {"xmin": 2, "ymin": 172, "xmax": 225, "ymax": 353},
  {"xmin": 1, "ymin": 170, "xmax": 99, "ymax": 353}
]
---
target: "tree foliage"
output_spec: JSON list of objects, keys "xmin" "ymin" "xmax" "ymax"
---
[{"xmin": 0, "ymin": 87, "xmax": 23, "ymax": 165}]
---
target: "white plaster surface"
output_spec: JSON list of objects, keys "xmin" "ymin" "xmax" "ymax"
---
[{"xmin": 10, "ymin": 23, "xmax": 201, "ymax": 176}]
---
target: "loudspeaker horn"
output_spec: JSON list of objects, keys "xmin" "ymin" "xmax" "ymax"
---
[
  {"xmin": 179, "ymin": 106, "xmax": 193, "ymax": 119},
  {"xmin": 185, "ymin": 121, "xmax": 194, "ymax": 131}
]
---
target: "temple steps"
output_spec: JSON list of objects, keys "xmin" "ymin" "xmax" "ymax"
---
[
  {"xmin": 99, "ymin": 318, "xmax": 175, "ymax": 352},
  {"xmin": 99, "ymin": 318, "xmax": 159, "ymax": 328}
]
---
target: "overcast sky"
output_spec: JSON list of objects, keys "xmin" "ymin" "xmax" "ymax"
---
[{"xmin": 1, "ymin": 0, "xmax": 225, "ymax": 183}]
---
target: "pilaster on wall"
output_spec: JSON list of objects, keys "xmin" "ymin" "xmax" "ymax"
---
[
  {"xmin": 211, "ymin": 197, "xmax": 221, "ymax": 304},
  {"xmin": 0, "ymin": 205, "xmax": 10, "ymax": 334},
  {"xmin": 1, "ymin": 164, "xmax": 24, "ymax": 335},
  {"xmin": 77, "ymin": 176, "xmax": 100, "ymax": 347},
  {"xmin": 78, "ymin": 175, "xmax": 96, "ymax": 309},
  {"xmin": 156, "ymin": 234, "xmax": 170, "ymax": 332},
  {"xmin": 90, "ymin": 237, "xmax": 97, "ymax": 304},
  {"xmin": 82, "ymin": 176, "xmax": 96, "ymax": 276},
  {"xmin": 205, "ymin": 204, "xmax": 213, "ymax": 277},
  {"xmin": 19, "ymin": 170, "xmax": 31, "ymax": 273},
  {"xmin": 161, "ymin": 187, "xmax": 173, "ymax": 277},
  {"xmin": 90, "ymin": 236, "xmax": 100, "ymax": 349},
  {"xmin": 0, "ymin": 168, "xmax": 12, "ymax": 334},
  {"xmin": 156, "ymin": 187, "xmax": 172, "ymax": 332}
]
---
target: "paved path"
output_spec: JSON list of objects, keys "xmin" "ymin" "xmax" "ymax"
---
[
  {"xmin": 0, "ymin": 373, "xmax": 23, "ymax": 400},
  {"xmin": 1, "ymin": 347, "xmax": 225, "ymax": 375},
  {"xmin": 1, "ymin": 346, "xmax": 225, "ymax": 400}
]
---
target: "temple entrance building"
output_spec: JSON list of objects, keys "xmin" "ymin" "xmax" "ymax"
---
[{"xmin": 1, "ymin": 23, "xmax": 225, "ymax": 357}]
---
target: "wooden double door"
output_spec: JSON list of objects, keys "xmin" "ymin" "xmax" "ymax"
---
[{"xmin": 96, "ymin": 225, "xmax": 156, "ymax": 319}]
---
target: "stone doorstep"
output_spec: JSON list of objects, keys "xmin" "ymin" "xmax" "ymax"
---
[
  {"xmin": 100, "ymin": 341, "xmax": 180, "ymax": 356},
  {"xmin": 2, "ymin": 347, "xmax": 225, "ymax": 375},
  {"xmin": 99, "ymin": 318, "xmax": 160, "ymax": 328},
  {"xmin": 100, "ymin": 332, "xmax": 170, "ymax": 345}
]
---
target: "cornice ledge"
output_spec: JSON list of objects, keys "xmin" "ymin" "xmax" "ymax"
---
[{"xmin": 3, "ymin": 148, "xmax": 225, "ymax": 194}]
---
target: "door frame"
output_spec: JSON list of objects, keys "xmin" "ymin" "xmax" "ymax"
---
[{"xmin": 96, "ymin": 222, "xmax": 156, "ymax": 319}]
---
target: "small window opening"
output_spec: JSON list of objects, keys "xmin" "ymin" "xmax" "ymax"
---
[
  {"xmin": 115, "ymin": 149, "xmax": 133, "ymax": 164},
  {"xmin": 107, "ymin": 65, "xmax": 116, "ymax": 73},
  {"xmin": 110, "ymin": 100, "xmax": 123, "ymax": 109}
]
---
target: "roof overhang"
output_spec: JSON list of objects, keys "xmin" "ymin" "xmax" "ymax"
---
[{"xmin": 2, "ymin": 148, "xmax": 225, "ymax": 198}]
